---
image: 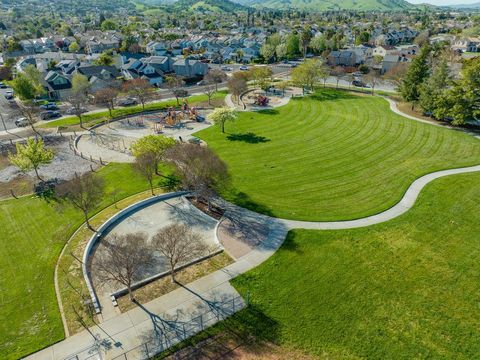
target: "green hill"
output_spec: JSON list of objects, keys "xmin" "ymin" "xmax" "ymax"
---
[
  {"xmin": 173, "ymin": 0, "xmax": 247, "ymax": 12},
  {"xmin": 234, "ymin": 0, "xmax": 413, "ymax": 11}
]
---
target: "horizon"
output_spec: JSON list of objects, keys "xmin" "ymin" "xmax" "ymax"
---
[{"xmin": 407, "ymin": 0, "xmax": 479, "ymax": 5}]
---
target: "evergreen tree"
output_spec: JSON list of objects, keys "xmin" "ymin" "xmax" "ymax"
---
[{"xmin": 400, "ymin": 46, "xmax": 431, "ymax": 109}]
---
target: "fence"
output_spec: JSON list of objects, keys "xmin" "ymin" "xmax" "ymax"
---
[{"xmin": 111, "ymin": 294, "xmax": 246, "ymax": 360}]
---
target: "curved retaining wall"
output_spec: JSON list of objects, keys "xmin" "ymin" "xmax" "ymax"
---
[{"xmin": 82, "ymin": 191, "xmax": 188, "ymax": 313}]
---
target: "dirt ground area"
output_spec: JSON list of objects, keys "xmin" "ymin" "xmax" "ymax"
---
[{"xmin": 0, "ymin": 135, "xmax": 99, "ymax": 198}]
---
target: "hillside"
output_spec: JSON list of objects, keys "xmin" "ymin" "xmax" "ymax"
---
[
  {"xmin": 233, "ymin": 0, "xmax": 413, "ymax": 11},
  {"xmin": 164, "ymin": 0, "xmax": 248, "ymax": 11}
]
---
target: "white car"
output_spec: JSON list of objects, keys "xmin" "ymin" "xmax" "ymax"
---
[{"xmin": 15, "ymin": 117, "xmax": 29, "ymax": 127}]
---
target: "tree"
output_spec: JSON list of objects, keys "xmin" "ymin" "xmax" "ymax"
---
[
  {"xmin": 400, "ymin": 46, "xmax": 431, "ymax": 109},
  {"xmin": 68, "ymin": 41, "xmax": 80, "ymax": 53},
  {"xmin": 56, "ymin": 173, "xmax": 105, "ymax": 231},
  {"xmin": 94, "ymin": 52, "xmax": 114, "ymax": 66},
  {"xmin": 173, "ymin": 89, "xmax": 188, "ymax": 106},
  {"xmin": 152, "ymin": 224, "xmax": 209, "ymax": 283},
  {"xmin": 202, "ymin": 82, "xmax": 216, "ymax": 105},
  {"xmin": 133, "ymin": 152, "xmax": 157, "ymax": 195},
  {"xmin": 300, "ymin": 27, "xmax": 312, "ymax": 59},
  {"xmin": 419, "ymin": 60, "xmax": 450, "ymax": 116},
  {"xmin": 165, "ymin": 143, "xmax": 230, "ymax": 205},
  {"xmin": 71, "ymin": 73, "xmax": 90, "ymax": 95},
  {"xmin": 331, "ymin": 66, "xmax": 345, "ymax": 88},
  {"xmin": 131, "ymin": 134, "xmax": 175, "ymax": 176},
  {"xmin": 364, "ymin": 71, "xmax": 380, "ymax": 95},
  {"xmin": 100, "ymin": 19, "xmax": 117, "ymax": 31},
  {"xmin": 0, "ymin": 66, "xmax": 12, "ymax": 81},
  {"xmin": 277, "ymin": 81, "xmax": 289, "ymax": 96},
  {"xmin": 260, "ymin": 43, "xmax": 276, "ymax": 63},
  {"xmin": 10, "ymin": 74, "xmax": 37, "ymax": 100},
  {"xmin": 208, "ymin": 107, "xmax": 237, "ymax": 133},
  {"xmin": 250, "ymin": 67, "xmax": 272, "ymax": 91},
  {"xmin": 95, "ymin": 233, "xmax": 154, "ymax": 301},
  {"xmin": 291, "ymin": 59, "xmax": 329, "ymax": 91},
  {"xmin": 165, "ymin": 75, "xmax": 185, "ymax": 106},
  {"xmin": 206, "ymin": 69, "xmax": 227, "ymax": 91},
  {"xmin": 66, "ymin": 92, "xmax": 89, "ymax": 128},
  {"xmin": 8, "ymin": 138, "xmax": 54, "ymax": 181},
  {"xmin": 276, "ymin": 43, "xmax": 287, "ymax": 61},
  {"xmin": 94, "ymin": 88, "xmax": 119, "ymax": 117},
  {"xmin": 16, "ymin": 102, "xmax": 40, "ymax": 134},
  {"xmin": 285, "ymin": 33, "xmax": 300, "ymax": 60},
  {"xmin": 227, "ymin": 76, "xmax": 247, "ymax": 104},
  {"xmin": 385, "ymin": 62, "xmax": 409, "ymax": 90},
  {"xmin": 123, "ymin": 78, "xmax": 154, "ymax": 109}
]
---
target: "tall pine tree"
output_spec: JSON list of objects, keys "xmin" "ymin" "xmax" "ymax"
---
[{"xmin": 400, "ymin": 46, "xmax": 431, "ymax": 110}]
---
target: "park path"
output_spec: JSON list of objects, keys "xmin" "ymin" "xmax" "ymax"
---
[{"xmin": 25, "ymin": 97, "xmax": 480, "ymax": 360}]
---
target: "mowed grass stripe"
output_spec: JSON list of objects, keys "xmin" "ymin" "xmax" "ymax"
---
[{"xmin": 196, "ymin": 89, "xmax": 480, "ymax": 220}]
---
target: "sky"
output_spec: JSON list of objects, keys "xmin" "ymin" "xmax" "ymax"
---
[{"xmin": 407, "ymin": 0, "xmax": 478, "ymax": 4}]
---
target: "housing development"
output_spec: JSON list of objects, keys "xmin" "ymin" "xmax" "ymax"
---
[{"xmin": 1, "ymin": 0, "xmax": 480, "ymax": 359}]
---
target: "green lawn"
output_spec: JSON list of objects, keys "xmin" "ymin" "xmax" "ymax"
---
[
  {"xmin": 0, "ymin": 163, "xmax": 165, "ymax": 359},
  {"xmin": 196, "ymin": 89, "xmax": 480, "ymax": 221},
  {"xmin": 228, "ymin": 171, "xmax": 480, "ymax": 358},
  {"xmin": 43, "ymin": 92, "xmax": 226, "ymax": 129}
]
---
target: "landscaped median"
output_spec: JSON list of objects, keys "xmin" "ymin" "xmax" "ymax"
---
[{"xmin": 41, "ymin": 91, "xmax": 227, "ymax": 130}]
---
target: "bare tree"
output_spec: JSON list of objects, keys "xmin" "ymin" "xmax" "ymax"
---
[
  {"xmin": 67, "ymin": 92, "xmax": 89, "ymax": 128},
  {"xmin": 95, "ymin": 232, "xmax": 154, "ymax": 301},
  {"xmin": 331, "ymin": 66, "xmax": 346, "ymax": 88},
  {"xmin": 384, "ymin": 62, "xmax": 409, "ymax": 90},
  {"xmin": 364, "ymin": 71, "xmax": 380, "ymax": 95},
  {"xmin": 152, "ymin": 224, "xmax": 209, "ymax": 283},
  {"xmin": 206, "ymin": 69, "xmax": 227, "ymax": 91},
  {"xmin": 202, "ymin": 80, "xmax": 216, "ymax": 106},
  {"xmin": 133, "ymin": 152, "xmax": 157, "ymax": 195},
  {"xmin": 165, "ymin": 143, "xmax": 229, "ymax": 208},
  {"xmin": 227, "ymin": 77, "xmax": 247, "ymax": 105},
  {"xmin": 94, "ymin": 88, "xmax": 119, "ymax": 117},
  {"xmin": 17, "ymin": 101, "xmax": 40, "ymax": 134},
  {"xmin": 123, "ymin": 79, "xmax": 155, "ymax": 109},
  {"xmin": 56, "ymin": 173, "xmax": 105, "ymax": 231},
  {"xmin": 165, "ymin": 75, "xmax": 185, "ymax": 106}
]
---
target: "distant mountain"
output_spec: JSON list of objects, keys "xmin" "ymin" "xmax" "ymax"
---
[
  {"xmin": 168, "ymin": 0, "xmax": 248, "ymax": 11},
  {"xmin": 446, "ymin": 2, "xmax": 480, "ymax": 9},
  {"xmin": 232, "ymin": 0, "xmax": 413, "ymax": 11}
]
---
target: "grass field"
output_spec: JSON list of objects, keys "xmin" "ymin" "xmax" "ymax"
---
[
  {"xmin": 179, "ymin": 171, "xmax": 480, "ymax": 359},
  {"xmin": 0, "ymin": 163, "xmax": 164, "ymax": 359},
  {"xmin": 196, "ymin": 89, "xmax": 480, "ymax": 221},
  {"xmin": 43, "ymin": 92, "xmax": 226, "ymax": 129}
]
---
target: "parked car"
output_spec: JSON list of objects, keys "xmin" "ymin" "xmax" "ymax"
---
[
  {"xmin": 40, "ymin": 102, "xmax": 58, "ymax": 110},
  {"xmin": 15, "ymin": 117, "xmax": 29, "ymax": 127},
  {"xmin": 221, "ymin": 66, "xmax": 233, "ymax": 71},
  {"xmin": 239, "ymin": 65, "xmax": 249, "ymax": 71},
  {"xmin": 196, "ymin": 80, "xmax": 206, "ymax": 86},
  {"xmin": 118, "ymin": 97, "xmax": 138, "ymax": 107},
  {"xmin": 40, "ymin": 110, "xmax": 61, "ymax": 120},
  {"xmin": 0, "ymin": 82, "xmax": 7, "ymax": 89},
  {"xmin": 65, "ymin": 107, "xmax": 87, "ymax": 115},
  {"xmin": 4, "ymin": 90, "xmax": 14, "ymax": 100},
  {"xmin": 352, "ymin": 80, "xmax": 367, "ymax": 88}
]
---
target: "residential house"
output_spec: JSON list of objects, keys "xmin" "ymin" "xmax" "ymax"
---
[
  {"xmin": 44, "ymin": 71, "xmax": 72, "ymax": 100},
  {"xmin": 327, "ymin": 50, "xmax": 357, "ymax": 67},
  {"xmin": 172, "ymin": 58, "xmax": 208, "ymax": 78},
  {"xmin": 381, "ymin": 54, "xmax": 412, "ymax": 74},
  {"xmin": 75, "ymin": 65, "xmax": 122, "ymax": 92}
]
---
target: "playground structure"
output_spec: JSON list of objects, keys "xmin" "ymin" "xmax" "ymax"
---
[{"xmin": 254, "ymin": 95, "xmax": 270, "ymax": 106}]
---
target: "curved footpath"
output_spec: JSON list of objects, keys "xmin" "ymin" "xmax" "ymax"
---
[{"xmin": 27, "ymin": 98, "xmax": 480, "ymax": 360}]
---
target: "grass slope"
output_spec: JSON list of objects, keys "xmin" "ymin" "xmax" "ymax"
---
[
  {"xmin": 196, "ymin": 89, "xmax": 480, "ymax": 221},
  {"xmin": 0, "ymin": 163, "xmax": 161, "ymax": 359},
  {"xmin": 231, "ymin": 171, "xmax": 480, "ymax": 358}
]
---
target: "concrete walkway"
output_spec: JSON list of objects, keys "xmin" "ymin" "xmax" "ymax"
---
[{"xmin": 25, "ymin": 97, "xmax": 480, "ymax": 360}]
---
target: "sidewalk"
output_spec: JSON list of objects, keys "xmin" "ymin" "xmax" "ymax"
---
[{"xmin": 25, "ymin": 203, "xmax": 288, "ymax": 360}]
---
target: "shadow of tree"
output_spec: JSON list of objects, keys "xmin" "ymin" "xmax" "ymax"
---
[
  {"xmin": 231, "ymin": 192, "xmax": 274, "ymax": 217},
  {"xmin": 257, "ymin": 108, "xmax": 279, "ymax": 115},
  {"xmin": 226, "ymin": 132, "xmax": 270, "ymax": 144}
]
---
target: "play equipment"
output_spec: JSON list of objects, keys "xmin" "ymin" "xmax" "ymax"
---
[{"xmin": 254, "ymin": 95, "xmax": 270, "ymax": 106}]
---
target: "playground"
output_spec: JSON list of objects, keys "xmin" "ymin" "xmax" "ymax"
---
[
  {"xmin": 76, "ymin": 101, "xmax": 212, "ymax": 163},
  {"xmin": 240, "ymin": 86, "xmax": 303, "ymax": 111}
]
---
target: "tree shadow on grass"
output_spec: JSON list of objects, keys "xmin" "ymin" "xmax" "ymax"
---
[
  {"xmin": 226, "ymin": 132, "xmax": 270, "ymax": 144},
  {"xmin": 231, "ymin": 191, "xmax": 274, "ymax": 217},
  {"xmin": 257, "ymin": 108, "xmax": 279, "ymax": 115},
  {"xmin": 309, "ymin": 89, "xmax": 358, "ymax": 102},
  {"xmin": 280, "ymin": 231, "xmax": 303, "ymax": 255}
]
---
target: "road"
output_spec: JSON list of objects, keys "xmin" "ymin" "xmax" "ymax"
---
[{"xmin": 0, "ymin": 87, "xmax": 20, "ymax": 131}]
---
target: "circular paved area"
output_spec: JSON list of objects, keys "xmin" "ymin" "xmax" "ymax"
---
[{"xmin": 91, "ymin": 196, "xmax": 219, "ymax": 296}]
